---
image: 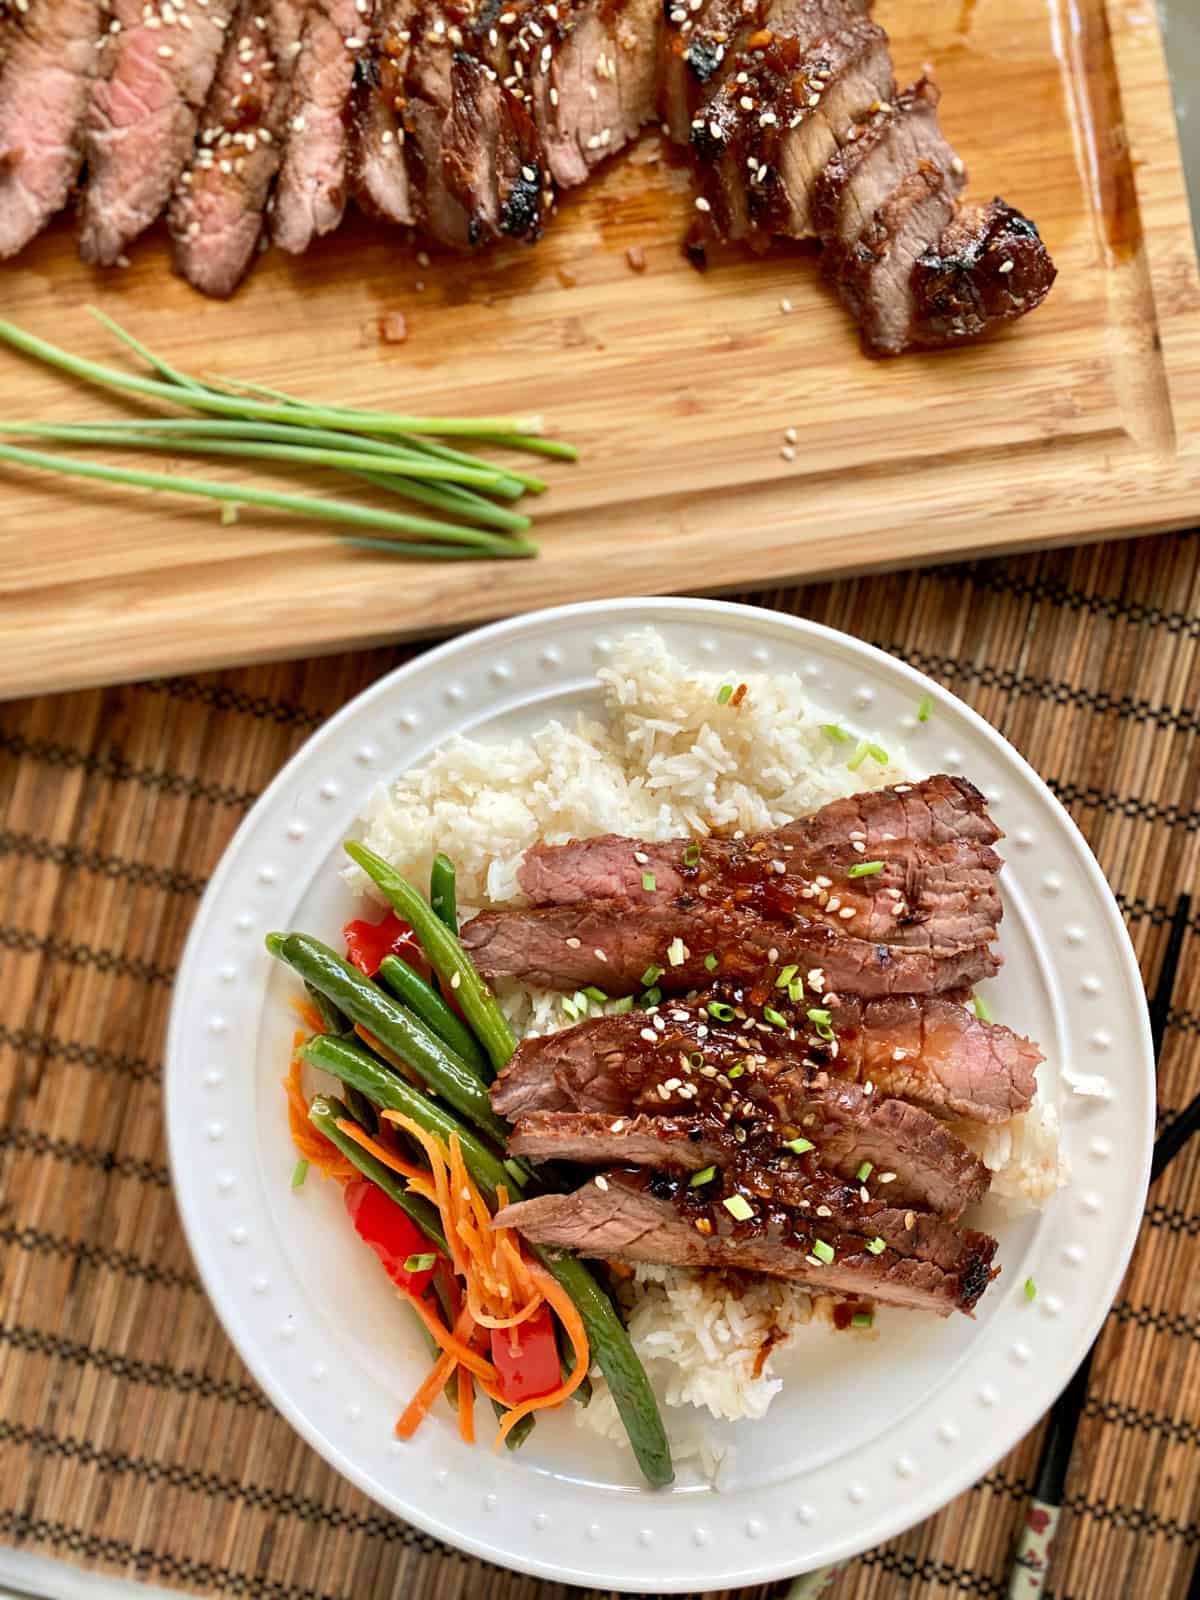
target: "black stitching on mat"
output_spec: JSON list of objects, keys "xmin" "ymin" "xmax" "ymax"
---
[
  {"xmin": 0, "ymin": 1025, "xmax": 161, "ymax": 1083},
  {"xmin": 0, "ymin": 1223, "xmax": 197, "ymax": 1292},
  {"xmin": 0, "ymin": 1512, "xmax": 427, "ymax": 1597},
  {"xmin": 0, "ymin": 1325, "xmax": 270, "ymax": 1410},
  {"xmin": 0, "ymin": 730, "xmax": 259, "ymax": 811},
  {"xmin": 0, "ymin": 831, "xmax": 207, "ymax": 898},
  {"xmin": 942, "ymin": 557, "xmax": 1200, "ymax": 637},
  {"xmin": 1082, "ymin": 1397, "xmax": 1200, "ymax": 1446},
  {"xmin": 0, "ymin": 1422, "xmax": 412, "ymax": 1543},
  {"xmin": 1143, "ymin": 1201, "xmax": 1200, "ymax": 1237},
  {"xmin": 141, "ymin": 678, "xmax": 326, "ymax": 731},
  {"xmin": 1110, "ymin": 1301, "xmax": 1200, "ymax": 1341},
  {"xmin": 0, "ymin": 926, "xmax": 176, "ymax": 987},
  {"xmin": 888, "ymin": 644, "xmax": 1200, "ymax": 736},
  {"xmin": 856, "ymin": 1550, "xmax": 1003, "ymax": 1595},
  {"xmin": 976, "ymin": 1472, "xmax": 1200, "ymax": 1544},
  {"xmin": 1118, "ymin": 894, "xmax": 1200, "ymax": 935},
  {"xmin": 0, "ymin": 1127, "xmax": 170, "ymax": 1187},
  {"xmin": 1044, "ymin": 782, "xmax": 1200, "ymax": 832}
]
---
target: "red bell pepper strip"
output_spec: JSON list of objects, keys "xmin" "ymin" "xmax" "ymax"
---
[
  {"xmin": 490, "ymin": 1304, "xmax": 562, "ymax": 1406},
  {"xmin": 344, "ymin": 1179, "xmax": 442, "ymax": 1294},
  {"xmin": 343, "ymin": 911, "xmax": 427, "ymax": 980}
]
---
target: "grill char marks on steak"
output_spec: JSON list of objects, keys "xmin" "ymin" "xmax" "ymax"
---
[
  {"xmin": 351, "ymin": 0, "xmax": 417, "ymax": 225},
  {"xmin": 691, "ymin": 10, "xmax": 893, "ymax": 245},
  {"xmin": 517, "ymin": 775, "xmax": 1004, "ymax": 953},
  {"xmin": 271, "ymin": 0, "xmax": 367, "ymax": 254},
  {"xmin": 908, "ymin": 199, "xmax": 1057, "ymax": 348},
  {"xmin": 491, "ymin": 990, "xmax": 1034, "ymax": 1126},
  {"xmin": 169, "ymin": 0, "xmax": 306, "ymax": 298},
  {"xmin": 80, "ymin": 0, "xmax": 238, "ymax": 267},
  {"xmin": 0, "ymin": 0, "xmax": 103, "ymax": 260},
  {"xmin": 497, "ymin": 1168, "xmax": 997, "ymax": 1314}
]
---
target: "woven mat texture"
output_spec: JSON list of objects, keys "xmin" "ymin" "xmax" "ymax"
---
[{"xmin": 2, "ymin": 535, "xmax": 1199, "ymax": 1600}]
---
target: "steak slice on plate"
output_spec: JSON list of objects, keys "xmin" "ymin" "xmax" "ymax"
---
[
  {"xmin": 0, "ymin": 0, "xmax": 103, "ymax": 260},
  {"xmin": 462, "ymin": 893, "xmax": 1000, "ymax": 996},
  {"xmin": 497, "ymin": 1168, "xmax": 997, "ymax": 1314},
  {"xmin": 170, "ymin": 0, "xmax": 306, "ymax": 297},
  {"xmin": 272, "ymin": 0, "xmax": 368, "ymax": 254},
  {"xmin": 493, "ymin": 991, "xmax": 1038, "ymax": 1125},
  {"xmin": 80, "ymin": 0, "xmax": 238, "ymax": 266}
]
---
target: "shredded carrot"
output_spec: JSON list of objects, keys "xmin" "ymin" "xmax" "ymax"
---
[
  {"xmin": 397, "ymin": 1286, "xmax": 499, "ymax": 1382},
  {"xmin": 457, "ymin": 1364, "xmax": 475, "ymax": 1444},
  {"xmin": 334, "ymin": 1118, "xmax": 426, "ymax": 1185},
  {"xmin": 290, "ymin": 997, "xmax": 327, "ymax": 1036},
  {"xmin": 284, "ymin": 1041, "xmax": 357, "ymax": 1182},
  {"xmin": 383, "ymin": 1110, "xmax": 464, "ymax": 1275},
  {"xmin": 396, "ymin": 1347, "xmax": 457, "ymax": 1439},
  {"xmin": 492, "ymin": 1262, "xmax": 589, "ymax": 1449}
]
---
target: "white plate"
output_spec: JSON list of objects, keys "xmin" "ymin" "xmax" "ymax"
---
[{"xmin": 166, "ymin": 599, "xmax": 1153, "ymax": 1593}]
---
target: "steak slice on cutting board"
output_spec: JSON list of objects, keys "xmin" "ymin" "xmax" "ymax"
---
[
  {"xmin": 0, "ymin": 0, "xmax": 103, "ymax": 260},
  {"xmin": 80, "ymin": 0, "xmax": 239, "ymax": 267},
  {"xmin": 497, "ymin": 1168, "xmax": 998, "ymax": 1314}
]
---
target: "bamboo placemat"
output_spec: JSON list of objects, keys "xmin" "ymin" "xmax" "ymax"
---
[{"xmin": 2, "ymin": 536, "xmax": 1199, "ymax": 1600}]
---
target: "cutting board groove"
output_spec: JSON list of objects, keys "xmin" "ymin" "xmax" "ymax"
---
[{"xmin": 1, "ymin": 0, "xmax": 1198, "ymax": 698}]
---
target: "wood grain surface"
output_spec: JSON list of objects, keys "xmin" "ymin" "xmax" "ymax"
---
[{"xmin": 1, "ymin": 0, "xmax": 1198, "ymax": 700}]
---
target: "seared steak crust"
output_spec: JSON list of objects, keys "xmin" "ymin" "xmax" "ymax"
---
[
  {"xmin": 0, "ymin": 0, "xmax": 103, "ymax": 260},
  {"xmin": 497, "ymin": 1168, "xmax": 998, "ymax": 1314},
  {"xmin": 81, "ymin": 0, "xmax": 238, "ymax": 266},
  {"xmin": 908, "ymin": 199, "xmax": 1058, "ymax": 348}
]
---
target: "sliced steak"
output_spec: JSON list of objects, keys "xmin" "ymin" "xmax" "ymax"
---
[
  {"xmin": 272, "ymin": 0, "xmax": 368, "ymax": 254},
  {"xmin": 659, "ymin": 0, "xmax": 753, "ymax": 147},
  {"xmin": 80, "ymin": 0, "xmax": 238, "ymax": 266},
  {"xmin": 170, "ymin": 0, "xmax": 306, "ymax": 297},
  {"xmin": 517, "ymin": 775, "xmax": 1004, "ymax": 954},
  {"xmin": 442, "ymin": 53, "xmax": 544, "ymax": 244},
  {"xmin": 494, "ymin": 990, "xmax": 1037, "ymax": 1125},
  {"xmin": 0, "ymin": 0, "xmax": 102, "ymax": 260},
  {"xmin": 691, "ymin": 8, "xmax": 892, "ymax": 244},
  {"xmin": 463, "ymin": 892, "xmax": 999, "ymax": 996},
  {"xmin": 350, "ymin": 0, "xmax": 416, "ymax": 224},
  {"xmin": 908, "ymin": 199, "xmax": 1058, "ymax": 348},
  {"xmin": 497, "ymin": 1168, "xmax": 997, "ymax": 1314},
  {"xmin": 515, "ymin": 0, "xmax": 661, "ymax": 190},
  {"xmin": 812, "ymin": 78, "xmax": 960, "ymax": 249}
]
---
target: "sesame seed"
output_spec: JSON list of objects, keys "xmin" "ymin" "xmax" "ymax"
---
[{"xmin": 595, "ymin": 1175, "xmax": 609, "ymax": 1191}]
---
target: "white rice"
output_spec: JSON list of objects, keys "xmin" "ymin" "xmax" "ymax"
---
[{"xmin": 349, "ymin": 629, "xmax": 1063, "ymax": 1464}]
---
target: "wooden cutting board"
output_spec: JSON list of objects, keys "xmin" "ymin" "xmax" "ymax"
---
[{"xmin": 2, "ymin": 0, "xmax": 1198, "ymax": 700}]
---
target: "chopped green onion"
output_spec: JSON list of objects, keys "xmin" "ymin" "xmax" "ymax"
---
[
  {"xmin": 811, "ymin": 1238, "xmax": 835, "ymax": 1264},
  {"xmin": 763, "ymin": 1006, "xmax": 788, "ymax": 1029},
  {"xmin": 716, "ymin": 684, "xmax": 734, "ymax": 705},
  {"xmin": 856, "ymin": 1161, "xmax": 874, "ymax": 1182},
  {"xmin": 561, "ymin": 996, "xmax": 580, "ymax": 1020},
  {"xmin": 290, "ymin": 1159, "xmax": 309, "ymax": 1189},
  {"xmin": 583, "ymin": 986, "xmax": 608, "ymax": 1004},
  {"xmin": 846, "ymin": 741, "xmax": 870, "ymax": 772},
  {"xmin": 727, "ymin": 1062, "xmax": 745, "ymax": 1080},
  {"xmin": 641, "ymin": 964, "xmax": 664, "ymax": 986},
  {"xmin": 821, "ymin": 723, "xmax": 851, "ymax": 744},
  {"xmin": 683, "ymin": 844, "xmax": 702, "ymax": 867},
  {"xmin": 641, "ymin": 987, "xmax": 662, "ymax": 1008},
  {"xmin": 404, "ymin": 1253, "xmax": 437, "ymax": 1273},
  {"xmin": 572, "ymin": 990, "xmax": 589, "ymax": 1013},
  {"xmin": 971, "ymin": 993, "xmax": 994, "ymax": 1023},
  {"xmin": 687, "ymin": 1050, "xmax": 705, "ymax": 1069},
  {"xmin": 611, "ymin": 996, "xmax": 635, "ymax": 1015},
  {"xmin": 787, "ymin": 980, "xmax": 804, "ymax": 1003},
  {"xmin": 704, "ymin": 953, "xmax": 719, "ymax": 972},
  {"xmin": 1024, "ymin": 1276, "xmax": 1037, "ymax": 1301},
  {"xmin": 806, "ymin": 1007, "xmax": 834, "ymax": 1040},
  {"xmin": 689, "ymin": 1166, "xmax": 717, "ymax": 1188},
  {"xmin": 851, "ymin": 1311, "xmax": 874, "ymax": 1329},
  {"xmin": 666, "ymin": 937, "xmax": 687, "ymax": 967},
  {"xmin": 707, "ymin": 1001, "xmax": 735, "ymax": 1022},
  {"xmin": 847, "ymin": 860, "xmax": 885, "ymax": 879},
  {"xmin": 866, "ymin": 742, "xmax": 889, "ymax": 765},
  {"xmin": 865, "ymin": 1237, "xmax": 887, "ymax": 1256},
  {"xmin": 641, "ymin": 872, "xmax": 657, "ymax": 892},
  {"xmin": 785, "ymin": 1137, "xmax": 815, "ymax": 1155},
  {"xmin": 917, "ymin": 693, "xmax": 933, "ymax": 723},
  {"xmin": 723, "ymin": 1194, "xmax": 754, "ymax": 1222},
  {"xmin": 775, "ymin": 963, "xmax": 799, "ymax": 988}
]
